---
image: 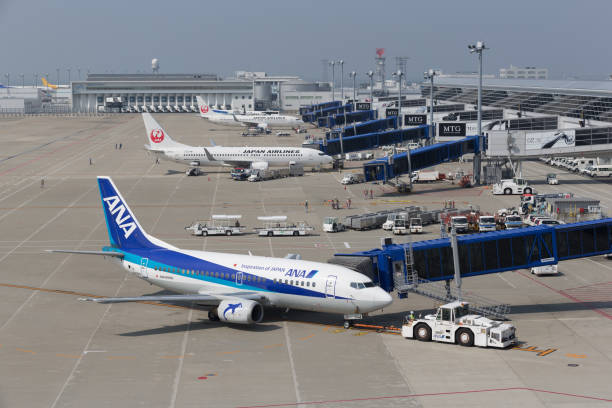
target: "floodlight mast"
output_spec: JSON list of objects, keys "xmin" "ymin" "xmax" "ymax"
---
[
  {"xmin": 424, "ymin": 69, "xmax": 437, "ymax": 143},
  {"xmin": 468, "ymin": 41, "xmax": 488, "ymax": 185}
]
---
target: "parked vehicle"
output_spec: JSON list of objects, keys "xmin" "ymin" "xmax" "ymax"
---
[
  {"xmin": 589, "ymin": 165, "xmax": 612, "ymax": 177},
  {"xmin": 503, "ymin": 215, "xmax": 523, "ymax": 230},
  {"xmin": 409, "ymin": 218, "xmax": 423, "ymax": 234},
  {"xmin": 448, "ymin": 216, "xmax": 469, "ymax": 233},
  {"xmin": 231, "ymin": 167, "xmax": 250, "ymax": 180},
  {"xmin": 546, "ymin": 174, "xmax": 558, "ymax": 185},
  {"xmin": 255, "ymin": 216, "xmax": 313, "ymax": 236},
  {"xmin": 185, "ymin": 215, "xmax": 245, "ymax": 236},
  {"xmin": 323, "ymin": 216, "xmax": 345, "ymax": 233},
  {"xmin": 412, "ymin": 170, "xmax": 441, "ymax": 183},
  {"xmin": 477, "ymin": 216, "xmax": 496, "ymax": 232},
  {"xmin": 492, "ymin": 178, "xmax": 533, "ymax": 195},
  {"xmin": 341, "ymin": 173, "xmax": 365, "ymax": 185},
  {"xmin": 401, "ymin": 301, "xmax": 517, "ymax": 348}
]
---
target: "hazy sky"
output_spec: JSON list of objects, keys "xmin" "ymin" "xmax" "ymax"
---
[{"xmin": 1, "ymin": 0, "xmax": 610, "ymax": 85}]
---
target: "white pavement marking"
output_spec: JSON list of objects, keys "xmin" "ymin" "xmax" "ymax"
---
[
  {"xmin": 168, "ymin": 307, "xmax": 194, "ymax": 408},
  {"xmin": 49, "ymin": 274, "xmax": 129, "ymax": 408},
  {"xmin": 283, "ymin": 321, "xmax": 302, "ymax": 406},
  {"xmin": 497, "ymin": 273, "xmax": 517, "ymax": 288},
  {"xmin": 586, "ymin": 258, "xmax": 612, "ymax": 272},
  {"xmin": 344, "ymin": 242, "xmax": 351, "ymax": 248},
  {"xmin": 203, "ymin": 171, "xmax": 221, "ymax": 252},
  {"xmin": 0, "ymin": 217, "xmax": 104, "ymax": 332}
]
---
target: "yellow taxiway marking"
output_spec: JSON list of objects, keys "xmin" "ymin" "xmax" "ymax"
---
[
  {"xmin": 264, "ymin": 344, "xmax": 283, "ymax": 349},
  {"xmin": 332, "ymin": 328, "xmax": 346, "ymax": 333},
  {"xmin": 16, "ymin": 348, "xmax": 36, "ymax": 354},
  {"xmin": 161, "ymin": 355, "xmax": 185, "ymax": 359},
  {"xmin": 219, "ymin": 350, "xmax": 240, "ymax": 355},
  {"xmin": 107, "ymin": 356, "xmax": 136, "ymax": 360},
  {"xmin": 566, "ymin": 353, "xmax": 587, "ymax": 359},
  {"xmin": 56, "ymin": 353, "xmax": 81, "ymax": 359},
  {"xmin": 299, "ymin": 334, "xmax": 315, "ymax": 341},
  {"xmin": 353, "ymin": 331, "xmax": 369, "ymax": 336}
]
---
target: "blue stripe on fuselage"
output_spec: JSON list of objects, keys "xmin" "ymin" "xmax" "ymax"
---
[{"xmin": 105, "ymin": 246, "xmax": 339, "ymax": 299}]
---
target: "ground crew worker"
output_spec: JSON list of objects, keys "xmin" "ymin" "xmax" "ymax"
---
[
  {"xmin": 305, "ymin": 200, "xmax": 308, "ymax": 213},
  {"xmin": 409, "ymin": 311, "xmax": 415, "ymax": 320}
]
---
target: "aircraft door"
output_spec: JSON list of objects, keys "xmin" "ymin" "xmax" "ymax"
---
[
  {"xmin": 325, "ymin": 275, "xmax": 337, "ymax": 298},
  {"xmin": 139, "ymin": 258, "xmax": 148, "ymax": 278},
  {"xmin": 236, "ymin": 271, "xmax": 243, "ymax": 285}
]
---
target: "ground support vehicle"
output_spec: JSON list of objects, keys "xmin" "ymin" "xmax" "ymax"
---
[
  {"xmin": 492, "ymin": 178, "xmax": 533, "ymax": 195},
  {"xmin": 186, "ymin": 168, "xmax": 203, "ymax": 176},
  {"xmin": 401, "ymin": 301, "xmax": 517, "ymax": 348},
  {"xmin": 477, "ymin": 215, "xmax": 496, "ymax": 232},
  {"xmin": 546, "ymin": 173, "xmax": 558, "ymax": 185},
  {"xmin": 255, "ymin": 216, "xmax": 313, "ymax": 236},
  {"xmin": 409, "ymin": 218, "xmax": 423, "ymax": 234},
  {"xmin": 502, "ymin": 215, "xmax": 523, "ymax": 230},
  {"xmin": 341, "ymin": 173, "xmax": 365, "ymax": 185},
  {"xmin": 412, "ymin": 170, "xmax": 442, "ymax": 183},
  {"xmin": 392, "ymin": 217, "xmax": 408, "ymax": 235},
  {"xmin": 231, "ymin": 167, "xmax": 250, "ymax": 180},
  {"xmin": 323, "ymin": 217, "xmax": 346, "ymax": 232},
  {"xmin": 185, "ymin": 215, "xmax": 245, "ymax": 236},
  {"xmin": 446, "ymin": 215, "xmax": 469, "ymax": 233}
]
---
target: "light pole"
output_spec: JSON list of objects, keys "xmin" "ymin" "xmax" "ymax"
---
[
  {"xmin": 366, "ymin": 71, "xmax": 374, "ymax": 103},
  {"xmin": 329, "ymin": 60, "xmax": 336, "ymax": 101},
  {"xmin": 20, "ymin": 73, "xmax": 24, "ymax": 88},
  {"xmin": 339, "ymin": 60, "xmax": 344, "ymax": 103},
  {"xmin": 34, "ymin": 73, "xmax": 38, "ymax": 87},
  {"xmin": 350, "ymin": 71, "xmax": 357, "ymax": 107},
  {"xmin": 424, "ymin": 69, "xmax": 437, "ymax": 143},
  {"xmin": 56, "ymin": 68, "xmax": 60, "ymax": 85},
  {"xmin": 468, "ymin": 41, "xmax": 488, "ymax": 185},
  {"xmin": 77, "ymin": 68, "xmax": 81, "ymax": 80},
  {"xmin": 67, "ymin": 68, "xmax": 71, "ymax": 84},
  {"xmin": 392, "ymin": 70, "xmax": 404, "ymax": 128}
]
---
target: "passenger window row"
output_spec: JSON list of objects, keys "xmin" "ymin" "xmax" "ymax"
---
[{"xmin": 272, "ymin": 278, "xmax": 316, "ymax": 288}]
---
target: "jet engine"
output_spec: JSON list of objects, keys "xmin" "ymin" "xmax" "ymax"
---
[
  {"xmin": 251, "ymin": 161, "xmax": 269, "ymax": 170},
  {"xmin": 217, "ymin": 299, "xmax": 264, "ymax": 324}
]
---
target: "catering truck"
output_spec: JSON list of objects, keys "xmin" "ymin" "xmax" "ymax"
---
[{"xmin": 401, "ymin": 301, "xmax": 517, "ymax": 348}]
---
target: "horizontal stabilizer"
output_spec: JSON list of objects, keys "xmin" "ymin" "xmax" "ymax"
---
[{"xmin": 46, "ymin": 249, "xmax": 124, "ymax": 258}]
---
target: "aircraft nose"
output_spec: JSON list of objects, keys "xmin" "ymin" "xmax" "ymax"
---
[{"xmin": 374, "ymin": 288, "xmax": 393, "ymax": 308}]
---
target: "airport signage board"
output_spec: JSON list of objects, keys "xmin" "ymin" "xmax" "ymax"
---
[
  {"xmin": 386, "ymin": 108, "xmax": 399, "ymax": 117},
  {"xmin": 404, "ymin": 114, "xmax": 427, "ymax": 126},
  {"xmin": 526, "ymin": 130, "xmax": 576, "ymax": 150},
  {"xmin": 356, "ymin": 102, "xmax": 371, "ymax": 110},
  {"xmin": 438, "ymin": 122, "xmax": 466, "ymax": 136}
]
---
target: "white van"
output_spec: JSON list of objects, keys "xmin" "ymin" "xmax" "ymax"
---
[{"xmin": 590, "ymin": 165, "xmax": 612, "ymax": 177}]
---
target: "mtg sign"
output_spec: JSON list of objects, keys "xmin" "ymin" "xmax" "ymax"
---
[
  {"xmin": 438, "ymin": 122, "xmax": 466, "ymax": 136},
  {"xmin": 386, "ymin": 108, "xmax": 399, "ymax": 117},
  {"xmin": 404, "ymin": 114, "xmax": 427, "ymax": 126},
  {"xmin": 356, "ymin": 102, "xmax": 371, "ymax": 111}
]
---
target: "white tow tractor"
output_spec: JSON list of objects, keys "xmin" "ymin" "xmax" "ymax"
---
[
  {"xmin": 409, "ymin": 218, "xmax": 423, "ymax": 234},
  {"xmin": 185, "ymin": 215, "xmax": 245, "ymax": 236},
  {"xmin": 323, "ymin": 216, "xmax": 346, "ymax": 233},
  {"xmin": 401, "ymin": 301, "xmax": 517, "ymax": 348},
  {"xmin": 255, "ymin": 215, "xmax": 314, "ymax": 237},
  {"xmin": 492, "ymin": 178, "xmax": 534, "ymax": 195}
]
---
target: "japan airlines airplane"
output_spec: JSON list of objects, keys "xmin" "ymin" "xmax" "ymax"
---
[
  {"xmin": 196, "ymin": 96, "xmax": 303, "ymax": 129},
  {"xmin": 143, "ymin": 113, "xmax": 331, "ymax": 169},
  {"xmin": 48, "ymin": 177, "xmax": 393, "ymax": 325}
]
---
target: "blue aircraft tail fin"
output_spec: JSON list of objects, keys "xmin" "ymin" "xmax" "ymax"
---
[{"xmin": 97, "ymin": 176, "xmax": 157, "ymax": 249}]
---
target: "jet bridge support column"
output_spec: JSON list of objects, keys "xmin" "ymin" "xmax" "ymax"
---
[
  {"xmin": 450, "ymin": 227, "xmax": 462, "ymax": 301},
  {"xmin": 473, "ymin": 135, "xmax": 482, "ymax": 185}
]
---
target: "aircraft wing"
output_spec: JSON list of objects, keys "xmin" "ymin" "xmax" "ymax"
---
[{"xmin": 79, "ymin": 291, "xmax": 263, "ymax": 305}]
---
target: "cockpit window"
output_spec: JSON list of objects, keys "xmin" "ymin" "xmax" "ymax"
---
[{"xmin": 351, "ymin": 281, "xmax": 375, "ymax": 289}]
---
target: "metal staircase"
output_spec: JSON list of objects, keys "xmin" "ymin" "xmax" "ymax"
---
[{"xmin": 394, "ymin": 239, "xmax": 510, "ymax": 320}]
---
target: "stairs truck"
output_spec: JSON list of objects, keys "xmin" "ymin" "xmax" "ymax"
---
[{"xmin": 401, "ymin": 301, "xmax": 517, "ymax": 348}]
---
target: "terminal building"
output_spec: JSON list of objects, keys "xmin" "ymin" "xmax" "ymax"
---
[{"xmin": 69, "ymin": 72, "xmax": 332, "ymax": 113}]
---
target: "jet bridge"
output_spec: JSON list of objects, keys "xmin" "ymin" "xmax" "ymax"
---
[
  {"xmin": 301, "ymin": 104, "xmax": 353, "ymax": 123},
  {"xmin": 335, "ymin": 218, "xmax": 612, "ymax": 293},
  {"xmin": 363, "ymin": 136, "xmax": 481, "ymax": 182},
  {"xmin": 311, "ymin": 125, "xmax": 432, "ymax": 156}
]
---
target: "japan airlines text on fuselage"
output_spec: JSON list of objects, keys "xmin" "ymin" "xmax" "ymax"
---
[
  {"xmin": 142, "ymin": 112, "xmax": 331, "ymax": 168},
  {"xmin": 48, "ymin": 177, "xmax": 393, "ymax": 325}
]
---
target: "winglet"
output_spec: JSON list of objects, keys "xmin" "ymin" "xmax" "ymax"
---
[
  {"xmin": 210, "ymin": 138, "xmax": 216, "ymax": 147},
  {"xmin": 202, "ymin": 147, "xmax": 216, "ymax": 162}
]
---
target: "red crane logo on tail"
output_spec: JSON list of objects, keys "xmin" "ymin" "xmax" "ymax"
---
[
  {"xmin": 200, "ymin": 105, "xmax": 209, "ymax": 114},
  {"xmin": 150, "ymin": 129, "xmax": 164, "ymax": 143}
]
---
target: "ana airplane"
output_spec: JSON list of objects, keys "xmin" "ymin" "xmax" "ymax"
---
[
  {"xmin": 197, "ymin": 96, "xmax": 303, "ymax": 129},
  {"xmin": 143, "ymin": 113, "xmax": 331, "ymax": 170},
  {"xmin": 49, "ymin": 177, "xmax": 393, "ymax": 326}
]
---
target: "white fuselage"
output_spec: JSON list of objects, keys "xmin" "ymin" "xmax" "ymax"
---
[
  {"xmin": 156, "ymin": 145, "xmax": 332, "ymax": 168},
  {"xmin": 204, "ymin": 111, "xmax": 303, "ymax": 127},
  {"xmin": 118, "ymin": 248, "xmax": 392, "ymax": 315}
]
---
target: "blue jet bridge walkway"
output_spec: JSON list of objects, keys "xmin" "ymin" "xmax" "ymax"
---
[
  {"xmin": 336, "ymin": 219, "xmax": 612, "ymax": 292},
  {"xmin": 363, "ymin": 135, "xmax": 482, "ymax": 182}
]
